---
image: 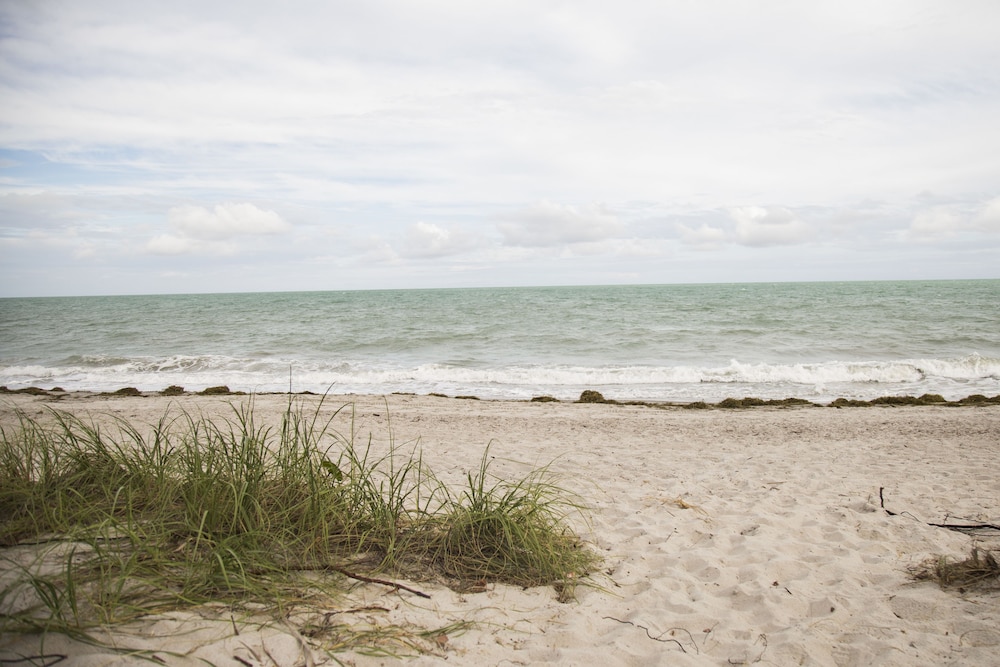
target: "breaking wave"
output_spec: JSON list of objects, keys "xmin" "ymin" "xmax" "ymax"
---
[{"xmin": 2, "ymin": 353, "xmax": 997, "ymax": 403}]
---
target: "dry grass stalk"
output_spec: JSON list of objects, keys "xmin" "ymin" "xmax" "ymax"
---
[{"xmin": 913, "ymin": 548, "xmax": 1000, "ymax": 591}]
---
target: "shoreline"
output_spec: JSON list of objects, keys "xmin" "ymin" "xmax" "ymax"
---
[
  {"xmin": 2, "ymin": 392, "xmax": 999, "ymax": 665},
  {"xmin": 3, "ymin": 384, "xmax": 1000, "ymax": 409}
]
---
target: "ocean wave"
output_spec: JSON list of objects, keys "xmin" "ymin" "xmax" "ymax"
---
[{"xmin": 1, "ymin": 354, "xmax": 997, "ymax": 402}]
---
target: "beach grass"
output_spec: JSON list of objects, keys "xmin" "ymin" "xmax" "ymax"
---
[
  {"xmin": 0, "ymin": 397, "xmax": 598, "ymax": 656},
  {"xmin": 913, "ymin": 548, "xmax": 1000, "ymax": 591}
]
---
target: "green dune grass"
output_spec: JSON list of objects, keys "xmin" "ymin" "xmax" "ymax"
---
[{"xmin": 0, "ymin": 397, "xmax": 598, "ymax": 656}]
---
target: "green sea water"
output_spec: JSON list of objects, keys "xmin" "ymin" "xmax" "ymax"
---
[{"xmin": 1, "ymin": 280, "xmax": 998, "ymax": 402}]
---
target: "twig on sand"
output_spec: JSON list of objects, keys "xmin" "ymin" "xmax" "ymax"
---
[
  {"xmin": 331, "ymin": 566, "xmax": 431, "ymax": 599},
  {"xmin": 880, "ymin": 487, "xmax": 1000, "ymax": 532},
  {"xmin": 602, "ymin": 616, "xmax": 697, "ymax": 653}
]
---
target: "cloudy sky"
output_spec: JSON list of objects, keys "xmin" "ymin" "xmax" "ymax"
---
[{"xmin": 1, "ymin": 0, "xmax": 998, "ymax": 296}]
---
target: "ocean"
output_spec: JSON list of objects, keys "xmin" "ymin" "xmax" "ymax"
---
[{"xmin": 1, "ymin": 280, "xmax": 998, "ymax": 403}]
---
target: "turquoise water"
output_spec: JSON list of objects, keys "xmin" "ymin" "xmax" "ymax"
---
[{"xmin": 1, "ymin": 280, "xmax": 998, "ymax": 402}]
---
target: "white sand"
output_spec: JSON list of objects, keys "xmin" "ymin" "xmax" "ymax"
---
[{"xmin": 1, "ymin": 392, "xmax": 998, "ymax": 666}]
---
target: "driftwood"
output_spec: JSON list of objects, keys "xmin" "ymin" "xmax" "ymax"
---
[
  {"xmin": 879, "ymin": 487, "xmax": 1000, "ymax": 533},
  {"xmin": 330, "ymin": 566, "xmax": 431, "ymax": 599},
  {"xmin": 241, "ymin": 561, "xmax": 432, "ymax": 599}
]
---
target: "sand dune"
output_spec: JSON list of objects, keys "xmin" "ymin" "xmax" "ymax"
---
[{"xmin": 1, "ymin": 393, "xmax": 998, "ymax": 666}]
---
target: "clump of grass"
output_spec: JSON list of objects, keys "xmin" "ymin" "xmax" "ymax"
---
[
  {"xmin": 912, "ymin": 549, "xmax": 1000, "ymax": 591},
  {"xmin": 0, "ymin": 398, "xmax": 598, "ymax": 655},
  {"xmin": 433, "ymin": 447, "xmax": 595, "ymax": 591}
]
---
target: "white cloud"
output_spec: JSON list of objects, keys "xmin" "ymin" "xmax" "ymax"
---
[
  {"xmin": 730, "ymin": 206, "xmax": 812, "ymax": 247},
  {"xmin": 0, "ymin": 192, "xmax": 105, "ymax": 230},
  {"xmin": 142, "ymin": 202, "xmax": 287, "ymax": 255},
  {"xmin": 167, "ymin": 203, "xmax": 290, "ymax": 240},
  {"xmin": 973, "ymin": 197, "xmax": 1000, "ymax": 233},
  {"xmin": 354, "ymin": 236, "xmax": 400, "ymax": 265},
  {"xmin": 398, "ymin": 222, "xmax": 478, "ymax": 259},
  {"xmin": 908, "ymin": 207, "xmax": 962, "ymax": 239},
  {"xmin": 498, "ymin": 201, "xmax": 624, "ymax": 247},
  {"xmin": 568, "ymin": 237, "xmax": 670, "ymax": 258},
  {"xmin": 71, "ymin": 240, "xmax": 97, "ymax": 259},
  {"xmin": 676, "ymin": 222, "xmax": 727, "ymax": 249},
  {"xmin": 905, "ymin": 198, "xmax": 1000, "ymax": 240},
  {"xmin": 2, "ymin": 2, "xmax": 1000, "ymax": 293},
  {"xmin": 145, "ymin": 234, "xmax": 197, "ymax": 256}
]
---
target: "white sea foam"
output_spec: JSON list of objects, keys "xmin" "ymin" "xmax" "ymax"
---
[{"xmin": 2, "ymin": 354, "xmax": 997, "ymax": 403}]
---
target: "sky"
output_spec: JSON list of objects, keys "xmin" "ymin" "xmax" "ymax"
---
[{"xmin": 1, "ymin": 0, "xmax": 999, "ymax": 297}]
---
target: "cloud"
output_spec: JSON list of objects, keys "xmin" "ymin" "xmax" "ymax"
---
[
  {"xmin": 145, "ymin": 234, "xmax": 198, "ymax": 256},
  {"xmin": 355, "ymin": 236, "xmax": 400, "ymax": 264},
  {"xmin": 144, "ymin": 202, "xmax": 288, "ymax": 255},
  {"xmin": 72, "ymin": 240, "xmax": 98, "ymax": 259},
  {"xmin": 0, "ymin": 192, "xmax": 104, "ymax": 230},
  {"xmin": 973, "ymin": 197, "xmax": 1000, "ymax": 233},
  {"xmin": 905, "ymin": 198, "xmax": 1000, "ymax": 240},
  {"xmin": 398, "ymin": 222, "xmax": 478, "ymax": 258},
  {"xmin": 676, "ymin": 222, "xmax": 727, "ymax": 249},
  {"xmin": 730, "ymin": 206, "xmax": 812, "ymax": 247},
  {"xmin": 3, "ymin": 3, "xmax": 1000, "ymax": 293},
  {"xmin": 167, "ymin": 203, "xmax": 290, "ymax": 240},
  {"xmin": 908, "ymin": 207, "xmax": 962, "ymax": 239},
  {"xmin": 497, "ymin": 201, "xmax": 624, "ymax": 247}
]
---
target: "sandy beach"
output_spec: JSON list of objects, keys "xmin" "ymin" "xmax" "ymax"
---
[{"xmin": 2, "ymin": 391, "xmax": 998, "ymax": 666}]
